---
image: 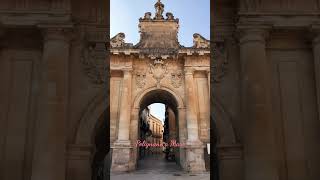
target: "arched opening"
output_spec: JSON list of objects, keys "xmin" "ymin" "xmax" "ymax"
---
[
  {"xmin": 136, "ymin": 89, "xmax": 182, "ymax": 171},
  {"xmin": 91, "ymin": 109, "xmax": 110, "ymax": 180}
]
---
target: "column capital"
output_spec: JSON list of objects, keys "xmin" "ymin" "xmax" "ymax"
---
[
  {"xmin": 37, "ymin": 24, "xmax": 73, "ymax": 43},
  {"xmin": 310, "ymin": 24, "xmax": 320, "ymax": 45},
  {"xmin": 184, "ymin": 67, "xmax": 195, "ymax": 75},
  {"xmin": 237, "ymin": 24, "xmax": 271, "ymax": 45},
  {"xmin": 122, "ymin": 68, "xmax": 133, "ymax": 74}
]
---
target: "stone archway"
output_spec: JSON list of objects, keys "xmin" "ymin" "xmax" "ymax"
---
[
  {"xmin": 67, "ymin": 91, "xmax": 109, "ymax": 180},
  {"xmin": 211, "ymin": 96, "xmax": 243, "ymax": 180},
  {"xmin": 129, "ymin": 87, "xmax": 187, "ymax": 170}
]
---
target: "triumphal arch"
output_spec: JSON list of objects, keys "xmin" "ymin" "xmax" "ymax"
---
[{"xmin": 110, "ymin": 0, "xmax": 210, "ymax": 173}]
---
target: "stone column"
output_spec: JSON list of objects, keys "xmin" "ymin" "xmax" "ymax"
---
[
  {"xmin": 310, "ymin": 26, "xmax": 320, "ymax": 180},
  {"xmin": 207, "ymin": 70, "xmax": 210, "ymax": 95},
  {"xmin": 111, "ymin": 69, "xmax": 133, "ymax": 172},
  {"xmin": 129, "ymin": 108, "xmax": 140, "ymax": 170},
  {"xmin": 31, "ymin": 25, "xmax": 72, "ymax": 180},
  {"xmin": 0, "ymin": 26, "xmax": 6, "ymax": 179},
  {"xmin": 312, "ymin": 28, "xmax": 320, "ymax": 123},
  {"xmin": 238, "ymin": 27, "xmax": 277, "ymax": 180},
  {"xmin": 184, "ymin": 67, "xmax": 206, "ymax": 172}
]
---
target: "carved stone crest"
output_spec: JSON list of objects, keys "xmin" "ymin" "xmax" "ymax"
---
[
  {"xmin": 171, "ymin": 71, "xmax": 183, "ymax": 88},
  {"xmin": 149, "ymin": 58, "xmax": 167, "ymax": 87},
  {"xmin": 135, "ymin": 71, "xmax": 146, "ymax": 88}
]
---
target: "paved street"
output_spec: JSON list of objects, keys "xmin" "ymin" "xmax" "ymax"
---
[{"xmin": 111, "ymin": 155, "xmax": 210, "ymax": 180}]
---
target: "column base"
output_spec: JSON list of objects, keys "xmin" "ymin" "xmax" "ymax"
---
[
  {"xmin": 111, "ymin": 140, "xmax": 133, "ymax": 172},
  {"xmin": 185, "ymin": 140, "xmax": 206, "ymax": 173}
]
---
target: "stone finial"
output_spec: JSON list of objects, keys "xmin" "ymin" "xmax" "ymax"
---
[
  {"xmin": 110, "ymin": 33, "xmax": 125, "ymax": 48},
  {"xmin": 193, "ymin": 33, "xmax": 210, "ymax": 48},
  {"xmin": 143, "ymin": 12, "xmax": 152, "ymax": 20},
  {"xmin": 154, "ymin": 0, "xmax": 164, "ymax": 20},
  {"xmin": 166, "ymin": 12, "xmax": 174, "ymax": 20}
]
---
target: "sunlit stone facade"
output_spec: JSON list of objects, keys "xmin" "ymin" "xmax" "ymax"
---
[{"xmin": 110, "ymin": 0, "xmax": 210, "ymax": 173}]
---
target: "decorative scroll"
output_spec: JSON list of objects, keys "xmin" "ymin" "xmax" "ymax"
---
[
  {"xmin": 110, "ymin": 33, "xmax": 133, "ymax": 48},
  {"xmin": 193, "ymin": 33, "xmax": 210, "ymax": 48},
  {"xmin": 212, "ymin": 41, "xmax": 228, "ymax": 83}
]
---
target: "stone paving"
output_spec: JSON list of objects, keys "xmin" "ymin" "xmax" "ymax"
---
[{"xmin": 111, "ymin": 155, "xmax": 210, "ymax": 180}]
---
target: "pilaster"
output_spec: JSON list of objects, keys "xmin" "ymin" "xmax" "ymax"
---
[
  {"xmin": 111, "ymin": 68, "xmax": 133, "ymax": 172},
  {"xmin": 31, "ymin": 24, "xmax": 72, "ymax": 180},
  {"xmin": 311, "ymin": 25, "xmax": 320, "ymax": 124},
  {"xmin": 238, "ymin": 25, "xmax": 278, "ymax": 180},
  {"xmin": 184, "ymin": 67, "xmax": 206, "ymax": 173}
]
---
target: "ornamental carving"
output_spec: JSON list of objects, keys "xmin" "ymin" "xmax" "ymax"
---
[
  {"xmin": 81, "ymin": 42, "xmax": 107, "ymax": 85},
  {"xmin": 212, "ymin": 41, "xmax": 228, "ymax": 83},
  {"xmin": 171, "ymin": 71, "xmax": 183, "ymax": 88},
  {"xmin": 193, "ymin": 33, "xmax": 210, "ymax": 48},
  {"xmin": 110, "ymin": 33, "xmax": 125, "ymax": 48},
  {"xmin": 110, "ymin": 33, "xmax": 133, "ymax": 48},
  {"xmin": 149, "ymin": 58, "xmax": 168, "ymax": 87},
  {"xmin": 135, "ymin": 71, "xmax": 146, "ymax": 88}
]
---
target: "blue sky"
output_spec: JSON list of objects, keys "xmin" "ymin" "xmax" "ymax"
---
[
  {"xmin": 111, "ymin": 0, "xmax": 210, "ymax": 121},
  {"xmin": 110, "ymin": 0, "xmax": 210, "ymax": 47},
  {"xmin": 148, "ymin": 103, "xmax": 166, "ymax": 123}
]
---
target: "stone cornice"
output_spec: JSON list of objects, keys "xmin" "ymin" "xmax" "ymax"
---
[
  {"xmin": 238, "ymin": 15, "xmax": 320, "ymax": 29},
  {"xmin": 0, "ymin": 11, "xmax": 71, "ymax": 26},
  {"xmin": 110, "ymin": 47, "xmax": 210, "ymax": 57},
  {"xmin": 238, "ymin": 11, "xmax": 320, "ymax": 16}
]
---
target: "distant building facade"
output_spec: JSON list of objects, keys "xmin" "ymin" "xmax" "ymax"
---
[{"xmin": 139, "ymin": 107, "xmax": 164, "ymax": 156}]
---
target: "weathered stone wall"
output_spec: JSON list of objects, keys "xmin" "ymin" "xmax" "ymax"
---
[{"xmin": 213, "ymin": 0, "xmax": 320, "ymax": 180}]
